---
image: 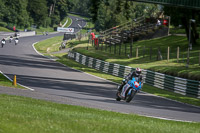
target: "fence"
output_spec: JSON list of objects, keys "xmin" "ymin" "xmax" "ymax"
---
[
  {"xmin": 87, "ymin": 44, "xmax": 200, "ymax": 66},
  {"xmin": 68, "ymin": 51, "xmax": 200, "ymax": 98}
]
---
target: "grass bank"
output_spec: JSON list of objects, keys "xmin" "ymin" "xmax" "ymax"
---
[
  {"xmin": 34, "ymin": 36, "xmax": 200, "ymax": 107},
  {"xmin": 34, "ymin": 36, "xmax": 63, "ymax": 54},
  {"xmin": 0, "ymin": 94, "xmax": 199, "ymax": 133}
]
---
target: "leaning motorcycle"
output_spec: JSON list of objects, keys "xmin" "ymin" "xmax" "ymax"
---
[{"xmin": 116, "ymin": 77, "xmax": 142, "ymax": 103}]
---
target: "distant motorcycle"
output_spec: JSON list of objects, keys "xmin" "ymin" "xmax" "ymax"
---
[
  {"xmin": 9, "ymin": 36, "xmax": 13, "ymax": 43},
  {"xmin": 116, "ymin": 77, "xmax": 142, "ymax": 103},
  {"xmin": 1, "ymin": 40, "xmax": 5, "ymax": 47},
  {"xmin": 15, "ymin": 38, "xmax": 19, "ymax": 45}
]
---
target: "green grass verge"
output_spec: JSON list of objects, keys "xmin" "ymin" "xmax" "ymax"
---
[
  {"xmin": 0, "ymin": 73, "xmax": 25, "ymax": 89},
  {"xmin": 34, "ymin": 36, "xmax": 63, "ymax": 53},
  {"xmin": 0, "ymin": 94, "xmax": 199, "ymax": 133}
]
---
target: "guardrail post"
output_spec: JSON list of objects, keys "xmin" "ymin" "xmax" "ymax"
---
[
  {"xmin": 119, "ymin": 43, "xmax": 121, "ymax": 55},
  {"xmin": 136, "ymin": 47, "xmax": 138, "ymax": 58},
  {"xmin": 177, "ymin": 47, "xmax": 179, "ymax": 63},
  {"xmin": 167, "ymin": 46, "xmax": 170, "ymax": 61},
  {"xmin": 114, "ymin": 44, "xmax": 116, "ymax": 54},
  {"xmin": 149, "ymin": 47, "xmax": 152, "ymax": 60},
  {"xmin": 143, "ymin": 46, "xmax": 145, "ymax": 58},
  {"xmin": 125, "ymin": 43, "xmax": 127, "ymax": 56},
  {"xmin": 109, "ymin": 44, "xmax": 111, "ymax": 53}
]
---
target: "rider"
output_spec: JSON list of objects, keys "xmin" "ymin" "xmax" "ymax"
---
[
  {"xmin": 1, "ymin": 38, "xmax": 6, "ymax": 47},
  {"xmin": 9, "ymin": 36, "xmax": 13, "ymax": 43},
  {"xmin": 1, "ymin": 38, "xmax": 6, "ymax": 44},
  {"xmin": 117, "ymin": 68, "xmax": 143, "ymax": 92},
  {"xmin": 15, "ymin": 37, "xmax": 19, "ymax": 45}
]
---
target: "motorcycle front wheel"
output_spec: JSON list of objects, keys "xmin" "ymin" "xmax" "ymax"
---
[{"xmin": 126, "ymin": 88, "xmax": 137, "ymax": 103}]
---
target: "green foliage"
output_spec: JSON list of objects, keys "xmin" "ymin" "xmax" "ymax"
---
[
  {"xmin": 0, "ymin": 0, "xmax": 69, "ymax": 29},
  {"xmin": 68, "ymin": 0, "xmax": 91, "ymax": 16},
  {"xmin": 28, "ymin": 0, "xmax": 48, "ymax": 27}
]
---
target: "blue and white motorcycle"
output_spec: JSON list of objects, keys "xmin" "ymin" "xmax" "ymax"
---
[{"xmin": 116, "ymin": 77, "xmax": 142, "ymax": 103}]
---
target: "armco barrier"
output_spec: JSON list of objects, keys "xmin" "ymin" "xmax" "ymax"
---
[
  {"xmin": 19, "ymin": 31, "xmax": 35, "ymax": 37},
  {"xmin": 68, "ymin": 51, "xmax": 200, "ymax": 98}
]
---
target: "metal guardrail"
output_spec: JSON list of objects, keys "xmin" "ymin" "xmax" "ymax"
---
[{"xmin": 68, "ymin": 51, "xmax": 200, "ymax": 98}]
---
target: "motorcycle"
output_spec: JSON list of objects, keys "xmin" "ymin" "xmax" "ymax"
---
[
  {"xmin": 9, "ymin": 37, "xmax": 13, "ymax": 43},
  {"xmin": 1, "ymin": 40, "xmax": 5, "ymax": 47},
  {"xmin": 15, "ymin": 39, "xmax": 19, "ymax": 45},
  {"xmin": 116, "ymin": 77, "xmax": 142, "ymax": 103}
]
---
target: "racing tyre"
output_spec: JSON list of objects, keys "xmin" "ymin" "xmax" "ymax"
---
[{"xmin": 126, "ymin": 89, "xmax": 137, "ymax": 103}]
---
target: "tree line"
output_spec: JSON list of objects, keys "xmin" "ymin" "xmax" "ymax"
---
[
  {"xmin": 0, "ymin": 0, "xmax": 161, "ymax": 31},
  {"xmin": 0, "ymin": 0, "xmax": 69, "ymax": 29}
]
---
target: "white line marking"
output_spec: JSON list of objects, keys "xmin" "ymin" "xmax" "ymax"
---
[{"xmin": 78, "ymin": 24, "xmax": 82, "ymax": 28}]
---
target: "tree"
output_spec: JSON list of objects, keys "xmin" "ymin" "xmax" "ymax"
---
[
  {"xmin": 90, "ymin": 0, "xmax": 101, "ymax": 22},
  {"xmin": 0, "ymin": 0, "xmax": 6, "ymax": 21},
  {"xmin": 28, "ymin": 0, "xmax": 48, "ymax": 27},
  {"xmin": 2, "ymin": 0, "xmax": 30, "ymax": 28}
]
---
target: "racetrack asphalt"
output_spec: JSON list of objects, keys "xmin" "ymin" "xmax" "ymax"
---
[{"xmin": 0, "ymin": 16, "xmax": 200, "ymax": 123}]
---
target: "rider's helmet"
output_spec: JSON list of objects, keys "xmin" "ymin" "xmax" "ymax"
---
[{"xmin": 135, "ymin": 68, "xmax": 142, "ymax": 76}]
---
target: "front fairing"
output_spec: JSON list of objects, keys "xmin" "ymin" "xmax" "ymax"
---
[
  {"xmin": 128, "ymin": 77, "xmax": 142, "ymax": 91},
  {"xmin": 121, "ymin": 77, "xmax": 142, "ymax": 98}
]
